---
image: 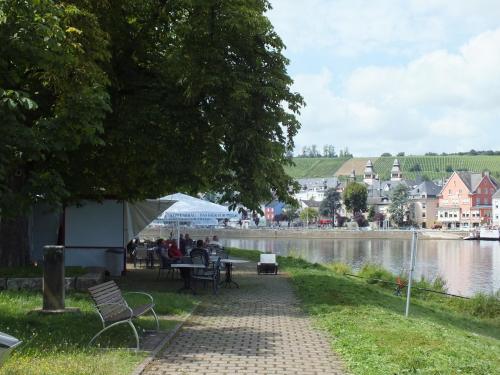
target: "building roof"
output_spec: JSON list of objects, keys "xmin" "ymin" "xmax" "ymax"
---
[
  {"xmin": 454, "ymin": 171, "xmax": 498, "ymax": 193},
  {"xmin": 301, "ymin": 199, "xmax": 321, "ymax": 208},
  {"xmin": 492, "ymin": 189, "xmax": 500, "ymax": 199},
  {"xmin": 409, "ymin": 181, "xmax": 441, "ymax": 198},
  {"xmin": 296, "ymin": 177, "xmax": 340, "ymax": 190}
]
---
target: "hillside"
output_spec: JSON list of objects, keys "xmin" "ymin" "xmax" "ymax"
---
[
  {"xmin": 334, "ymin": 157, "xmax": 375, "ymax": 177},
  {"xmin": 286, "ymin": 155, "xmax": 500, "ymax": 180},
  {"xmin": 374, "ymin": 155, "xmax": 500, "ymax": 180},
  {"xmin": 284, "ymin": 157, "xmax": 350, "ymax": 178}
]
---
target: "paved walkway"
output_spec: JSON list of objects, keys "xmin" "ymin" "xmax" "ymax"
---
[{"xmin": 142, "ymin": 261, "xmax": 346, "ymax": 375}]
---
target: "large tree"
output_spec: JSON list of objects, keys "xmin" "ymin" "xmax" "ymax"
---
[
  {"xmin": 0, "ymin": 0, "xmax": 110, "ymax": 265},
  {"xmin": 0, "ymin": 0, "xmax": 304, "ymax": 265},
  {"xmin": 319, "ymin": 188, "xmax": 341, "ymax": 226},
  {"xmin": 388, "ymin": 184, "xmax": 409, "ymax": 226},
  {"xmin": 343, "ymin": 182, "xmax": 367, "ymax": 215}
]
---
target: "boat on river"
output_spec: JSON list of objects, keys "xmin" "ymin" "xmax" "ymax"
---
[
  {"xmin": 464, "ymin": 228, "xmax": 500, "ymax": 240},
  {"xmin": 479, "ymin": 228, "xmax": 500, "ymax": 240}
]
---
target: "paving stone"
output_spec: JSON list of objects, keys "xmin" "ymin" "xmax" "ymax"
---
[{"xmin": 142, "ymin": 261, "xmax": 346, "ymax": 374}]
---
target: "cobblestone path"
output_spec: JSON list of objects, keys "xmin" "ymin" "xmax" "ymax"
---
[{"xmin": 142, "ymin": 261, "xmax": 346, "ymax": 375}]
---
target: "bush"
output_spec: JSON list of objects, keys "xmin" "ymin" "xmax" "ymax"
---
[
  {"xmin": 455, "ymin": 292, "xmax": 500, "ymax": 319},
  {"xmin": 358, "ymin": 264, "xmax": 394, "ymax": 285},
  {"xmin": 353, "ymin": 212, "xmax": 368, "ymax": 227},
  {"xmin": 327, "ymin": 262, "xmax": 352, "ymax": 275}
]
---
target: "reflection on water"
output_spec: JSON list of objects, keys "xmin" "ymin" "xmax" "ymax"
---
[{"xmin": 222, "ymin": 238, "xmax": 500, "ymax": 297}]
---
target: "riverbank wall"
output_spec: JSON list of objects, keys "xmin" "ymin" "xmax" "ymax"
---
[{"xmin": 141, "ymin": 227, "xmax": 464, "ymax": 241}]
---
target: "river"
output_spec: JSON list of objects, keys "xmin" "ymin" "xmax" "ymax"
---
[{"xmin": 221, "ymin": 237, "xmax": 500, "ymax": 297}]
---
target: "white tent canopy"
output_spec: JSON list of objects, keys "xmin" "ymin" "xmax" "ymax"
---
[{"xmin": 156, "ymin": 193, "xmax": 238, "ymax": 225}]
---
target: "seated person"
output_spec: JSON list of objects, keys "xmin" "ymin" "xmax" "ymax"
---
[
  {"xmin": 209, "ymin": 235, "xmax": 222, "ymax": 247},
  {"xmin": 190, "ymin": 239, "xmax": 210, "ymax": 265},
  {"xmin": 167, "ymin": 241, "xmax": 183, "ymax": 261}
]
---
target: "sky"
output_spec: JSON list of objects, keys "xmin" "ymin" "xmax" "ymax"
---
[{"xmin": 267, "ymin": 0, "xmax": 500, "ymax": 156}]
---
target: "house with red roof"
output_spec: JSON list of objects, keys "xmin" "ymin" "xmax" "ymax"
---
[{"xmin": 437, "ymin": 171, "xmax": 498, "ymax": 229}]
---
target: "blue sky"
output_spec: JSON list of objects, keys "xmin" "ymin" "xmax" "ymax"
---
[{"xmin": 267, "ymin": 0, "xmax": 500, "ymax": 156}]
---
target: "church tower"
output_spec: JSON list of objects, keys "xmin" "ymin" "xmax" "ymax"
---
[
  {"xmin": 363, "ymin": 160, "xmax": 375, "ymax": 185},
  {"xmin": 391, "ymin": 159, "xmax": 402, "ymax": 181}
]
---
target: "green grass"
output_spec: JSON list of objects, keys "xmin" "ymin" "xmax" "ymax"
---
[
  {"xmin": 226, "ymin": 248, "xmax": 500, "ymax": 375},
  {"xmin": 0, "ymin": 267, "xmax": 198, "ymax": 375},
  {"xmin": 284, "ymin": 157, "xmax": 351, "ymax": 178},
  {"xmin": 0, "ymin": 266, "xmax": 87, "ymax": 278}
]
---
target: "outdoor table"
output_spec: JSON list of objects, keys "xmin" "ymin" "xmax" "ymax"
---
[
  {"xmin": 170, "ymin": 263, "xmax": 207, "ymax": 294},
  {"xmin": 211, "ymin": 258, "xmax": 249, "ymax": 289}
]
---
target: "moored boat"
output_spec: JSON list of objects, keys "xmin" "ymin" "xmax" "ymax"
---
[{"xmin": 478, "ymin": 228, "xmax": 500, "ymax": 240}]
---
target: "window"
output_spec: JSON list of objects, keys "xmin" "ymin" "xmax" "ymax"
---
[
  {"xmin": 422, "ymin": 213, "xmax": 426, "ymax": 218},
  {"xmin": 459, "ymin": 189, "xmax": 462, "ymax": 193},
  {"xmin": 445, "ymin": 212, "xmax": 448, "ymax": 218},
  {"xmin": 449, "ymin": 189, "xmax": 451, "ymax": 194},
  {"xmin": 478, "ymin": 188, "xmax": 482, "ymax": 194}
]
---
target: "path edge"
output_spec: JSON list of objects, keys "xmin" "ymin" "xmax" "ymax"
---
[{"xmin": 131, "ymin": 302, "xmax": 200, "ymax": 375}]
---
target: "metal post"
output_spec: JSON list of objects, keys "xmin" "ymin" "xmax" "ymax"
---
[{"xmin": 405, "ymin": 230, "xmax": 418, "ymax": 317}]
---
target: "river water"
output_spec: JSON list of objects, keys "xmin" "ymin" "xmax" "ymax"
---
[{"xmin": 221, "ymin": 237, "xmax": 500, "ymax": 297}]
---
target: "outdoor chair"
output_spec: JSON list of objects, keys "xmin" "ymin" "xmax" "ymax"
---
[
  {"xmin": 190, "ymin": 249, "xmax": 221, "ymax": 294},
  {"xmin": 88, "ymin": 280, "xmax": 159, "ymax": 351},
  {"xmin": 257, "ymin": 253, "xmax": 279, "ymax": 275},
  {"xmin": 157, "ymin": 255, "xmax": 180, "ymax": 280},
  {"xmin": 132, "ymin": 247, "xmax": 148, "ymax": 268}
]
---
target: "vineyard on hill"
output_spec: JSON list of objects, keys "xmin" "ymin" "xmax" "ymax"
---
[
  {"xmin": 373, "ymin": 156, "xmax": 500, "ymax": 180},
  {"xmin": 286, "ymin": 156, "xmax": 500, "ymax": 180},
  {"xmin": 284, "ymin": 158, "xmax": 350, "ymax": 178}
]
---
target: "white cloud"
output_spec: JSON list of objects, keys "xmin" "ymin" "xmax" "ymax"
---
[
  {"xmin": 290, "ymin": 28, "xmax": 500, "ymax": 155},
  {"xmin": 269, "ymin": 0, "xmax": 500, "ymax": 56}
]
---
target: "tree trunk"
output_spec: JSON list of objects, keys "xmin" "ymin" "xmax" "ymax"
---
[{"xmin": 0, "ymin": 214, "xmax": 31, "ymax": 267}]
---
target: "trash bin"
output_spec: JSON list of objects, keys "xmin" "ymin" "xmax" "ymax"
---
[
  {"xmin": 106, "ymin": 248, "xmax": 124, "ymax": 277},
  {"xmin": 0, "ymin": 332, "xmax": 22, "ymax": 367}
]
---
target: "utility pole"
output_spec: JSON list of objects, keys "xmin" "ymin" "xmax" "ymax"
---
[{"xmin": 405, "ymin": 229, "xmax": 418, "ymax": 317}]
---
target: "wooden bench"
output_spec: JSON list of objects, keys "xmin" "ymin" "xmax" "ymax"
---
[{"xmin": 88, "ymin": 280, "xmax": 159, "ymax": 350}]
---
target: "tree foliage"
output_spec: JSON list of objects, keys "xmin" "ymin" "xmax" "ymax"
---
[
  {"xmin": 343, "ymin": 182, "xmax": 367, "ymax": 215},
  {"xmin": 299, "ymin": 207, "xmax": 318, "ymax": 223},
  {"xmin": 388, "ymin": 184, "xmax": 409, "ymax": 226},
  {"xmin": 319, "ymin": 188, "xmax": 341, "ymax": 225},
  {"xmin": 0, "ymin": 0, "xmax": 304, "ymax": 265}
]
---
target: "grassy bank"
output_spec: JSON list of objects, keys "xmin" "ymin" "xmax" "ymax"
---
[
  {"xmin": 227, "ymin": 248, "xmax": 500, "ymax": 374},
  {"xmin": 0, "ymin": 268, "xmax": 197, "ymax": 375}
]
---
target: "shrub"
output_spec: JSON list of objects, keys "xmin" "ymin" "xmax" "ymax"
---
[
  {"xmin": 353, "ymin": 212, "xmax": 368, "ymax": 227},
  {"xmin": 358, "ymin": 263, "xmax": 394, "ymax": 285},
  {"xmin": 327, "ymin": 262, "xmax": 352, "ymax": 275},
  {"xmin": 455, "ymin": 292, "xmax": 500, "ymax": 319}
]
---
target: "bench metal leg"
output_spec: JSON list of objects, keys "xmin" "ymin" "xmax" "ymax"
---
[
  {"xmin": 89, "ymin": 319, "xmax": 140, "ymax": 351},
  {"xmin": 151, "ymin": 308, "xmax": 160, "ymax": 331}
]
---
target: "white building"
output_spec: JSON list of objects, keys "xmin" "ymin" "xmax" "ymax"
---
[{"xmin": 492, "ymin": 190, "xmax": 500, "ymax": 226}]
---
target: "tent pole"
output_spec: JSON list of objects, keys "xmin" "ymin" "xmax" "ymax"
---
[{"xmin": 177, "ymin": 220, "xmax": 180, "ymax": 248}]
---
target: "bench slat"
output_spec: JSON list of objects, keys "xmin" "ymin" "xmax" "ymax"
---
[{"xmin": 89, "ymin": 280, "xmax": 129, "ymax": 322}]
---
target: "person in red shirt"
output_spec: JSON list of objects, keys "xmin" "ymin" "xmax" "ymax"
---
[{"xmin": 167, "ymin": 242, "xmax": 183, "ymax": 261}]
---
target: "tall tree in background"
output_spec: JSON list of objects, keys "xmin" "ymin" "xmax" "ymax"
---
[
  {"xmin": 319, "ymin": 188, "xmax": 341, "ymax": 226},
  {"xmin": 0, "ymin": 0, "xmax": 303, "ymax": 266},
  {"xmin": 388, "ymin": 184, "xmax": 409, "ymax": 226},
  {"xmin": 343, "ymin": 182, "xmax": 367, "ymax": 215}
]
